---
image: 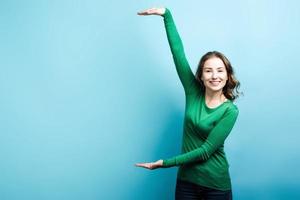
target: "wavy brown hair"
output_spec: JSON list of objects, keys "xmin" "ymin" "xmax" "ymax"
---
[{"xmin": 195, "ymin": 51, "xmax": 241, "ymax": 101}]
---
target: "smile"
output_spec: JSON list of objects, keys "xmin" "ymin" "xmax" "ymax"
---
[{"xmin": 209, "ymin": 81, "xmax": 221, "ymax": 85}]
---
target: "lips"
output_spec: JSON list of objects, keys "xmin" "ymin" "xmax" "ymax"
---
[{"xmin": 209, "ymin": 81, "xmax": 221, "ymax": 86}]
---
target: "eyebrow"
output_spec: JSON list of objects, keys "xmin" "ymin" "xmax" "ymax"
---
[{"xmin": 203, "ymin": 67, "xmax": 225, "ymax": 69}]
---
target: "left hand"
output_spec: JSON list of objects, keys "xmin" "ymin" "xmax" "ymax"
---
[{"xmin": 135, "ymin": 159, "xmax": 163, "ymax": 170}]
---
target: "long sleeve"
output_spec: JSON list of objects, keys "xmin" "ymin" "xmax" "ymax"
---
[
  {"xmin": 163, "ymin": 9, "xmax": 199, "ymax": 95},
  {"xmin": 162, "ymin": 108, "xmax": 239, "ymax": 167}
]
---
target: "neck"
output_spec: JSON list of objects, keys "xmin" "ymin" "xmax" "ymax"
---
[{"xmin": 205, "ymin": 89, "xmax": 224, "ymax": 102}]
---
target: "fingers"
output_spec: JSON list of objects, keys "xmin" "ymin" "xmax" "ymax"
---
[
  {"xmin": 135, "ymin": 163, "xmax": 148, "ymax": 168},
  {"xmin": 137, "ymin": 8, "xmax": 154, "ymax": 15},
  {"xmin": 137, "ymin": 9, "xmax": 147, "ymax": 15}
]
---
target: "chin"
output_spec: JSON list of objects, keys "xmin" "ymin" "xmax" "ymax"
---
[{"xmin": 206, "ymin": 86, "xmax": 225, "ymax": 92}]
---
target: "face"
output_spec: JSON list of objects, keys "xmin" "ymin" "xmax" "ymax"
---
[{"xmin": 201, "ymin": 57, "xmax": 228, "ymax": 93}]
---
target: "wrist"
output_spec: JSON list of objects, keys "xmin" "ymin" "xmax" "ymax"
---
[
  {"xmin": 161, "ymin": 8, "xmax": 166, "ymax": 16},
  {"xmin": 162, "ymin": 8, "xmax": 169, "ymax": 16}
]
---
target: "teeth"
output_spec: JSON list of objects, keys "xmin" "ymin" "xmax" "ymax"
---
[{"xmin": 210, "ymin": 81, "xmax": 220, "ymax": 86}]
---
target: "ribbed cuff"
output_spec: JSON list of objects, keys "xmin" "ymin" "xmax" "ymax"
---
[
  {"xmin": 162, "ymin": 8, "xmax": 171, "ymax": 18},
  {"xmin": 162, "ymin": 157, "xmax": 176, "ymax": 168}
]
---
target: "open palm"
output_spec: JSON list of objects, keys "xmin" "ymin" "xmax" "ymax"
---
[
  {"xmin": 137, "ymin": 7, "xmax": 166, "ymax": 16},
  {"xmin": 135, "ymin": 159, "xmax": 163, "ymax": 170}
]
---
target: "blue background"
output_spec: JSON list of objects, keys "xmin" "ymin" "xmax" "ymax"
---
[{"xmin": 1, "ymin": 0, "xmax": 300, "ymax": 199}]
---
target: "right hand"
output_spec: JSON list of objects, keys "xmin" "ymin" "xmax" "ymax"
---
[
  {"xmin": 137, "ymin": 7, "xmax": 166, "ymax": 16},
  {"xmin": 135, "ymin": 159, "xmax": 163, "ymax": 170}
]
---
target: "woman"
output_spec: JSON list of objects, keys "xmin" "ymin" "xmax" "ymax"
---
[{"xmin": 135, "ymin": 7, "xmax": 240, "ymax": 200}]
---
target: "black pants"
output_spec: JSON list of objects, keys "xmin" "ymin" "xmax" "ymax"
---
[{"xmin": 175, "ymin": 179, "xmax": 232, "ymax": 200}]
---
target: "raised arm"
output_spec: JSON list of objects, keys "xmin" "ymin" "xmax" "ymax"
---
[
  {"xmin": 163, "ymin": 8, "xmax": 198, "ymax": 95},
  {"xmin": 138, "ymin": 8, "xmax": 199, "ymax": 95},
  {"xmin": 162, "ymin": 108, "xmax": 239, "ymax": 167}
]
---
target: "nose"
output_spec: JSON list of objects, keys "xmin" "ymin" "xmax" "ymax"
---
[{"xmin": 212, "ymin": 72, "xmax": 217, "ymax": 79}]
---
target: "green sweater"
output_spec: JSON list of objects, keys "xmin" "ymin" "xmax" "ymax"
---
[{"xmin": 161, "ymin": 9, "xmax": 239, "ymax": 191}]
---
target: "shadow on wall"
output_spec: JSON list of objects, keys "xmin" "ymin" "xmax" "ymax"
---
[{"xmin": 131, "ymin": 106, "xmax": 184, "ymax": 200}]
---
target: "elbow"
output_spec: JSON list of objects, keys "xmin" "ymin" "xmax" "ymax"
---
[{"xmin": 171, "ymin": 46, "xmax": 183, "ymax": 54}]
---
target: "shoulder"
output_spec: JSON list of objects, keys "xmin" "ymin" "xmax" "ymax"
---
[{"xmin": 225, "ymin": 101, "xmax": 239, "ymax": 116}]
